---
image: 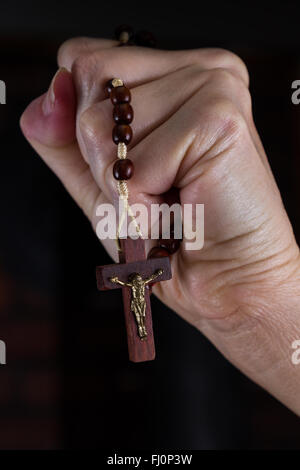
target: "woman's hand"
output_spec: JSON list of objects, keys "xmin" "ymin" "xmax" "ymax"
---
[{"xmin": 20, "ymin": 38, "xmax": 300, "ymax": 415}]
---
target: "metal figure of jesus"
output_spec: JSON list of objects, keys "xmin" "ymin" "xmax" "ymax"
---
[{"xmin": 110, "ymin": 269, "xmax": 163, "ymax": 339}]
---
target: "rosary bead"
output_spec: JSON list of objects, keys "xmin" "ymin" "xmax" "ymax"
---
[
  {"xmin": 115, "ymin": 24, "xmax": 134, "ymax": 42},
  {"xmin": 158, "ymin": 238, "xmax": 181, "ymax": 254},
  {"xmin": 148, "ymin": 247, "xmax": 170, "ymax": 259},
  {"xmin": 134, "ymin": 30, "xmax": 157, "ymax": 48},
  {"xmin": 112, "ymin": 78, "xmax": 124, "ymax": 88},
  {"xmin": 110, "ymin": 86, "xmax": 131, "ymax": 105},
  {"xmin": 113, "ymin": 158, "xmax": 134, "ymax": 180},
  {"xmin": 113, "ymin": 103, "xmax": 134, "ymax": 124},
  {"xmin": 105, "ymin": 79, "xmax": 114, "ymax": 97},
  {"xmin": 113, "ymin": 124, "xmax": 133, "ymax": 145}
]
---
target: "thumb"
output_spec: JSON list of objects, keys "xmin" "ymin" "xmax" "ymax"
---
[
  {"xmin": 21, "ymin": 67, "xmax": 76, "ymax": 146},
  {"xmin": 20, "ymin": 68, "xmax": 100, "ymax": 221}
]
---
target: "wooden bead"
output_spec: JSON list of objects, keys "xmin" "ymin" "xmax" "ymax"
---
[
  {"xmin": 148, "ymin": 247, "xmax": 170, "ymax": 258},
  {"xmin": 111, "ymin": 86, "xmax": 131, "ymax": 105},
  {"xmin": 113, "ymin": 159, "xmax": 134, "ymax": 180},
  {"xmin": 113, "ymin": 124, "xmax": 133, "ymax": 145},
  {"xmin": 158, "ymin": 238, "xmax": 181, "ymax": 254},
  {"xmin": 115, "ymin": 24, "xmax": 134, "ymax": 42},
  {"xmin": 113, "ymin": 104, "xmax": 134, "ymax": 124},
  {"xmin": 135, "ymin": 30, "xmax": 157, "ymax": 48},
  {"xmin": 105, "ymin": 79, "xmax": 114, "ymax": 97}
]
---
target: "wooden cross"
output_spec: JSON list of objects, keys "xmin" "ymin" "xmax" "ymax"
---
[{"xmin": 96, "ymin": 238, "xmax": 172, "ymax": 362}]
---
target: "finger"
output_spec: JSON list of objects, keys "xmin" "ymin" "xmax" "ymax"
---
[
  {"xmin": 130, "ymin": 79, "xmax": 279, "ymax": 201},
  {"xmin": 64, "ymin": 43, "xmax": 249, "ymax": 112},
  {"xmin": 66, "ymin": 42, "xmax": 249, "ymax": 165},
  {"xmin": 78, "ymin": 64, "xmax": 213, "ymax": 199},
  {"xmin": 20, "ymin": 67, "xmax": 100, "ymax": 222},
  {"xmin": 78, "ymin": 66, "xmax": 267, "ymax": 206},
  {"xmin": 127, "ymin": 84, "xmax": 285, "ymax": 258},
  {"xmin": 58, "ymin": 35, "xmax": 249, "ymax": 84}
]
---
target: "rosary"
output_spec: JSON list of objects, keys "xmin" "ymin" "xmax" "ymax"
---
[{"xmin": 96, "ymin": 26, "xmax": 181, "ymax": 363}]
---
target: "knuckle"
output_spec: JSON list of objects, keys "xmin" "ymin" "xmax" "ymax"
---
[
  {"xmin": 210, "ymin": 48, "xmax": 249, "ymax": 84},
  {"xmin": 79, "ymin": 105, "xmax": 98, "ymax": 140},
  {"xmin": 79, "ymin": 103, "xmax": 109, "ymax": 143},
  {"xmin": 209, "ymin": 67, "xmax": 237, "ymax": 84},
  {"xmin": 194, "ymin": 47, "xmax": 249, "ymax": 85},
  {"xmin": 213, "ymin": 48, "xmax": 247, "ymax": 68},
  {"xmin": 72, "ymin": 51, "xmax": 98, "ymax": 79},
  {"xmin": 71, "ymin": 51, "xmax": 103, "ymax": 94},
  {"xmin": 207, "ymin": 97, "xmax": 248, "ymax": 141},
  {"xmin": 57, "ymin": 36, "xmax": 91, "ymax": 66},
  {"xmin": 208, "ymin": 67, "xmax": 240, "ymax": 87},
  {"xmin": 208, "ymin": 68, "xmax": 252, "ymax": 112}
]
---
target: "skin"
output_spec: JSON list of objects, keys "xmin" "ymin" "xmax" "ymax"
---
[{"xmin": 20, "ymin": 38, "xmax": 300, "ymax": 415}]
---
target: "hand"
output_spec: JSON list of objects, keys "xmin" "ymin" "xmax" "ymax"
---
[
  {"xmin": 20, "ymin": 37, "xmax": 300, "ymax": 414},
  {"xmin": 156, "ymin": 269, "xmax": 163, "ymax": 277},
  {"xmin": 110, "ymin": 276, "xmax": 119, "ymax": 283}
]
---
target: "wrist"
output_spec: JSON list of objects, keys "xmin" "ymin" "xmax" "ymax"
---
[{"xmin": 200, "ymin": 265, "xmax": 300, "ymax": 415}]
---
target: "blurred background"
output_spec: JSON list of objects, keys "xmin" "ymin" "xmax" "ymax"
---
[{"xmin": 0, "ymin": 0, "xmax": 300, "ymax": 450}]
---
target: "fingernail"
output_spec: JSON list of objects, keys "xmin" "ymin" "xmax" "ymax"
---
[
  {"xmin": 20, "ymin": 67, "xmax": 76, "ymax": 146},
  {"xmin": 42, "ymin": 68, "xmax": 65, "ymax": 116}
]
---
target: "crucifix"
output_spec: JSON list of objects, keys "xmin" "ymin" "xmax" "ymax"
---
[
  {"xmin": 96, "ymin": 237, "xmax": 172, "ymax": 362},
  {"xmin": 96, "ymin": 76, "xmax": 174, "ymax": 362}
]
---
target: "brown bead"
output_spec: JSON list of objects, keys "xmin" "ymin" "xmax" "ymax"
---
[
  {"xmin": 104, "ymin": 79, "xmax": 114, "ymax": 97},
  {"xmin": 135, "ymin": 30, "xmax": 157, "ymax": 48},
  {"xmin": 112, "ymin": 124, "xmax": 133, "ymax": 145},
  {"xmin": 110, "ymin": 86, "xmax": 131, "ymax": 105},
  {"xmin": 113, "ymin": 104, "xmax": 134, "ymax": 124},
  {"xmin": 115, "ymin": 24, "xmax": 134, "ymax": 42},
  {"xmin": 147, "ymin": 247, "xmax": 170, "ymax": 259},
  {"xmin": 113, "ymin": 159, "xmax": 134, "ymax": 180},
  {"xmin": 158, "ymin": 238, "xmax": 181, "ymax": 254}
]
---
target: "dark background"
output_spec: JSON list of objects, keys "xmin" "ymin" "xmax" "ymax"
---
[{"xmin": 0, "ymin": 0, "xmax": 300, "ymax": 450}]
